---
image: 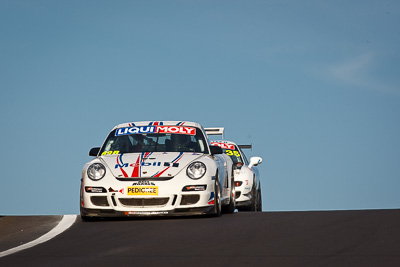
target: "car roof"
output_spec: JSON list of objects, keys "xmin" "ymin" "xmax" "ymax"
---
[{"xmin": 112, "ymin": 121, "xmax": 201, "ymax": 130}]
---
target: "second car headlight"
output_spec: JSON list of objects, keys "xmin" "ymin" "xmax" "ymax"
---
[
  {"xmin": 187, "ymin": 162, "xmax": 206, "ymax": 179},
  {"xmin": 87, "ymin": 163, "xmax": 106, "ymax": 181}
]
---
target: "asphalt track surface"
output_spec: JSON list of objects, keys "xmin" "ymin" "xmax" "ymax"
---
[{"xmin": 1, "ymin": 209, "xmax": 400, "ymax": 267}]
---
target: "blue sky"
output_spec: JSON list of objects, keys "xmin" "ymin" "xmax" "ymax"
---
[{"xmin": 1, "ymin": 0, "xmax": 399, "ymax": 215}]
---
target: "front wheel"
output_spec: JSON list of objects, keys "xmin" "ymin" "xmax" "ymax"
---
[
  {"xmin": 222, "ymin": 177, "xmax": 236, "ymax": 214},
  {"xmin": 213, "ymin": 180, "xmax": 222, "ymax": 217},
  {"xmin": 256, "ymin": 186, "xmax": 262, "ymax": 212}
]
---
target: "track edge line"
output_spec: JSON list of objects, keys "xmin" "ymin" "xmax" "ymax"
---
[{"xmin": 0, "ymin": 215, "xmax": 77, "ymax": 258}]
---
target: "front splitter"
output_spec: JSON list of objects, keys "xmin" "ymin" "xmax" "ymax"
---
[{"xmin": 80, "ymin": 206, "xmax": 215, "ymax": 218}]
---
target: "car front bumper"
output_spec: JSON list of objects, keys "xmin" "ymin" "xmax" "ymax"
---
[{"xmin": 80, "ymin": 179, "xmax": 216, "ymax": 217}]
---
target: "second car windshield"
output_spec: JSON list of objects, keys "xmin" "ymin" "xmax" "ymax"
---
[
  {"xmin": 100, "ymin": 128, "xmax": 208, "ymax": 155},
  {"xmin": 222, "ymin": 147, "xmax": 244, "ymax": 166}
]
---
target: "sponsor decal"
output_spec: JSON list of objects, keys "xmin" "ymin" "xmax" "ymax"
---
[
  {"xmin": 211, "ymin": 142, "xmax": 235, "ymax": 150},
  {"xmin": 157, "ymin": 126, "xmax": 195, "ymax": 135},
  {"xmin": 127, "ymin": 186, "xmax": 158, "ymax": 195},
  {"xmin": 182, "ymin": 185, "xmax": 207, "ymax": 191},
  {"xmin": 116, "ymin": 152, "xmax": 183, "ymax": 178},
  {"xmin": 115, "ymin": 126, "xmax": 196, "ymax": 136},
  {"xmin": 85, "ymin": 187, "xmax": 107, "ymax": 193},
  {"xmin": 133, "ymin": 181, "xmax": 155, "ymax": 186},
  {"xmin": 151, "ymin": 152, "xmax": 183, "ymax": 178},
  {"xmin": 108, "ymin": 187, "xmax": 124, "ymax": 194},
  {"xmin": 114, "ymin": 161, "xmax": 179, "ymax": 169},
  {"xmin": 116, "ymin": 126, "xmax": 155, "ymax": 135},
  {"xmin": 115, "ymin": 163, "xmax": 129, "ymax": 168}
]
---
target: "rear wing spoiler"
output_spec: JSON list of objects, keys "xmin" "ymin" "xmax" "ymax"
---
[
  {"xmin": 238, "ymin": 144, "xmax": 252, "ymax": 150},
  {"xmin": 205, "ymin": 127, "xmax": 252, "ymax": 150},
  {"xmin": 204, "ymin": 127, "xmax": 225, "ymax": 139}
]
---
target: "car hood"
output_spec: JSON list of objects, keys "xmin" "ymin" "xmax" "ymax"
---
[{"xmin": 100, "ymin": 152, "xmax": 204, "ymax": 179}]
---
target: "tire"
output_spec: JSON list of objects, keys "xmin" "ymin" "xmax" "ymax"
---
[
  {"xmin": 256, "ymin": 186, "xmax": 262, "ymax": 212},
  {"xmin": 249, "ymin": 187, "xmax": 256, "ymax": 211},
  {"xmin": 222, "ymin": 177, "xmax": 236, "ymax": 214},
  {"xmin": 213, "ymin": 179, "xmax": 222, "ymax": 217}
]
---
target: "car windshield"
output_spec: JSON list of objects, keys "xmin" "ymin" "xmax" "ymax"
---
[
  {"xmin": 222, "ymin": 147, "xmax": 244, "ymax": 167},
  {"xmin": 100, "ymin": 126, "xmax": 208, "ymax": 155}
]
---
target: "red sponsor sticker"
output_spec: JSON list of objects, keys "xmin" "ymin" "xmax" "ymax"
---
[
  {"xmin": 211, "ymin": 142, "xmax": 235, "ymax": 150},
  {"xmin": 156, "ymin": 126, "xmax": 196, "ymax": 135}
]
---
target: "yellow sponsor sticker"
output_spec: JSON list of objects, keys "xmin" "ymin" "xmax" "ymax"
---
[{"xmin": 127, "ymin": 186, "xmax": 158, "ymax": 196}]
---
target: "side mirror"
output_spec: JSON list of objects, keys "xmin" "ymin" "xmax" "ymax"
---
[
  {"xmin": 248, "ymin": 156, "xmax": 262, "ymax": 168},
  {"xmin": 89, "ymin": 147, "xmax": 100, "ymax": 157},
  {"xmin": 209, "ymin": 145, "xmax": 223, "ymax": 155}
]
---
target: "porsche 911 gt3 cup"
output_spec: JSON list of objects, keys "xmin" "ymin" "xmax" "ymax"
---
[
  {"xmin": 210, "ymin": 140, "xmax": 262, "ymax": 211},
  {"xmin": 205, "ymin": 128, "xmax": 263, "ymax": 211},
  {"xmin": 80, "ymin": 121, "xmax": 236, "ymax": 219}
]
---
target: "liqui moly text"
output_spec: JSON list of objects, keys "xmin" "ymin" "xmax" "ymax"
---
[{"xmin": 115, "ymin": 126, "xmax": 196, "ymax": 136}]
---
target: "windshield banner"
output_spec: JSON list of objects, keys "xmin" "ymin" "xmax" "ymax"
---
[
  {"xmin": 211, "ymin": 142, "xmax": 235, "ymax": 150},
  {"xmin": 116, "ymin": 126, "xmax": 196, "ymax": 136}
]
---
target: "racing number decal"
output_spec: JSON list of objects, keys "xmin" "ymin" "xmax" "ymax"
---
[
  {"xmin": 101, "ymin": 151, "xmax": 120, "ymax": 156},
  {"xmin": 225, "ymin": 150, "xmax": 240, "ymax": 157}
]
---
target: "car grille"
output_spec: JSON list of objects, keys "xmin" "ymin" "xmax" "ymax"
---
[
  {"xmin": 119, "ymin": 197, "xmax": 169, "ymax": 207},
  {"xmin": 90, "ymin": 196, "xmax": 110, "ymax": 207},
  {"xmin": 180, "ymin": 195, "xmax": 200, "ymax": 205}
]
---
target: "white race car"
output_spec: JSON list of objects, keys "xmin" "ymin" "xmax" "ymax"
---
[
  {"xmin": 210, "ymin": 140, "xmax": 262, "ymax": 211},
  {"xmin": 205, "ymin": 128, "xmax": 262, "ymax": 211},
  {"xmin": 80, "ymin": 121, "xmax": 235, "ymax": 219}
]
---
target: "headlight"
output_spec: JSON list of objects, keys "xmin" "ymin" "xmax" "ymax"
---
[
  {"xmin": 87, "ymin": 163, "xmax": 106, "ymax": 181},
  {"xmin": 186, "ymin": 162, "xmax": 206, "ymax": 179}
]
